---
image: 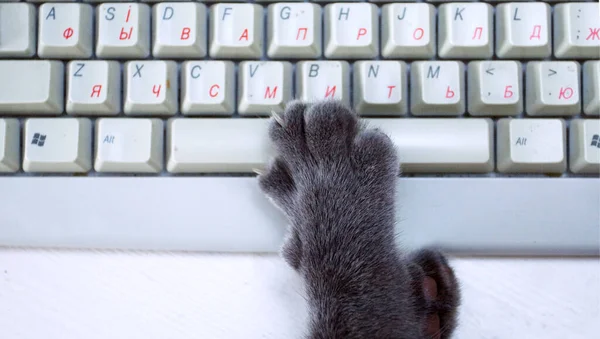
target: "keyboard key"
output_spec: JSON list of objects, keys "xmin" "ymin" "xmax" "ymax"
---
[
  {"xmin": 570, "ymin": 119, "xmax": 600, "ymax": 174},
  {"xmin": 324, "ymin": 2, "xmax": 378, "ymax": 59},
  {"xmin": 438, "ymin": 2, "xmax": 493, "ymax": 59},
  {"xmin": 497, "ymin": 118, "xmax": 566, "ymax": 174},
  {"xmin": 209, "ymin": 3, "xmax": 263, "ymax": 59},
  {"xmin": 366, "ymin": 118, "xmax": 494, "ymax": 173},
  {"xmin": 238, "ymin": 61, "xmax": 293, "ymax": 115},
  {"xmin": 0, "ymin": 60, "xmax": 64, "ymax": 115},
  {"xmin": 95, "ymin": 118, "xmax": 163, "ymax": 173},
  {"xmin": 267, "ymin": 2, "xmax": 321, "ymax": 59},
  {"xmin": 23, "ymin": 118, "xmax": 92, "ymax": 173},
  {"xmin": 124, "ymin": 61, "xmax": 178, "ymax": 116},
  {"xmin": 583, "ymin": 61, "xmax": 600, "ymax": 116},
  {"xmin": 166, "ymin": 118, "xmax": 272, "ymax": 173},
  {"xmin": 468, "ymin": 61, "xmax": 523, "ymax": 116},
  {"xmin": 152, "ymin": 2, "xmax": 207, "ymax": 58},
  {"xmin": 353, "ymin": 60, "xmax": 408, "ymax": 116},
  {"xmin": 181, "ymin": 61, "xmax": 236, "ymax": 115},
  {"xmin": 496, "ymin": 2, "xmax": 551, "ymax": 59},
  {"xmin": 0, "ymin": 119, "xmax": 20, "ymax": 173},
  {"xmin": 296, "ymin": 61, "xmax": 350, "ymax": 105},
  {"xmin": 410, "ymin": 61, "xmax": 465, "ymax": 116},
  {"xmin": 526, "ymin": 61, "xmax": 581, "ymax": 116},
  {"xmin": 66, "ymin": 60, "xmax": 121, "ymax": 115},
  {"xmin": 381, "ymin": 3, "xmax": 435, "ymax": 59},
  {"xmin": 554, "ymin": 2, "xmax": 600, "ymax": 59},
  {"xmin": 38, "ymin": 3, "xmax": 93, "ymax": 58},
  {"xmin": 0, "ymin": 3, "xmax": 36, "ymax": 57},
  {"xmin": 96, "ymin": 3, "xmax": 151, "ymax": 58},
  {"xmin": 569, "ymin": 119, "xmax": 600, "ymax": 174}
]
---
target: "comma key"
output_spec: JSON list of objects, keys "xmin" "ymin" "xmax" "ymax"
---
[{"xmin": 0, "ymin": 60, "xmax": 64, "ymax": 115}]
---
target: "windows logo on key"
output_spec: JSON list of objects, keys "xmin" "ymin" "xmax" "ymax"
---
[
  {"xmin": 31, "ymin": 133, "xmax": 47, "ymax": 147},
  {"xmin": 591, "ymin": 135, "xmax": 600, "ymax": 148}
]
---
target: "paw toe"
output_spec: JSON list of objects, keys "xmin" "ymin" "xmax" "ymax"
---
[
  {"xmin": 268, "ymin": 100, "xmax": 312, "ymax": 168},
  {"xmin": 352, "ymin": 128, "xmax": 399, "ymax": 174},
  {"xmin": 304, "ymin": 100, "xmax": 358, "ymax": 160},
  {"xmin": 258, "ymin": 157, "xmax": 296, "ymax": 213},
  {"xmin": 411, "ymin": 248, "xmax": 461, "ymax": 338},
  {"xmin": 281, "ymin": 228, "xmax": 303, "ymax": 270}
]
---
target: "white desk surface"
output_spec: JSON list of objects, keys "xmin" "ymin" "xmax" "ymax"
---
[{"xmin": 0, "ymin": 249, "xmax": 598, "ymax": 339}]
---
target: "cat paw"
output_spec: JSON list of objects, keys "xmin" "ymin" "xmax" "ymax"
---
[
  {"xmin": 258, "ymin": 100, "xmax": 400, "ymax": 269},
  {"xmin": 410, "ymin": 249, "xmax": 461, "ymax": 339},
  {"xmin": 259, "ymin": 100, "xmax": 399, "ymax": 207}
]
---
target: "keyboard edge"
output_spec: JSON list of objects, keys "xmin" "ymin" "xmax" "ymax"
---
[{"xmin": 0, "ymin": 176, "xmax": 598, "ymax": 256}]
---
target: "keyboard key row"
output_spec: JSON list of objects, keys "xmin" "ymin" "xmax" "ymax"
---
[
  {"xmin": 0, "ymin": 2, "xmax": 598, "ymax": 59},
  {"xmin": 1, "ymin": 60, "xmax": 598, "ymax": 117},
  {"xmin": 1, "ymin": 118, "xmax": 598, "ymax": 175}
]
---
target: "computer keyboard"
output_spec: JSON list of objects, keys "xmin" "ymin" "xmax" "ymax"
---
[{"xmin": 0, "ymin": 0, "xmax": 598, "ymax": 256}]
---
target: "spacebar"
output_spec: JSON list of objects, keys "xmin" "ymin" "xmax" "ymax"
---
[{"xmin": 0, "ymin": 177, "xmax": 598, "ymax": 256}]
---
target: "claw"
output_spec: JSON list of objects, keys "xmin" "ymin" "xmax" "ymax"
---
[
  {"xmin": 252, "ymin": 168, "xmax": 264, "ymax": 176},
  {"xmin": 271, "ymin": 110, "xmax": 284, "ymax": 126}
]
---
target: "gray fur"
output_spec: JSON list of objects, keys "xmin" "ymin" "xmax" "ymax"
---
[{"xmin": 258, "ymin": 100, "xmax": 460, "ymax": 339}]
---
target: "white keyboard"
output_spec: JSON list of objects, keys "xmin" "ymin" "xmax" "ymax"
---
[{"xmin": 0, "ymin": 0, "xmax": 599, "ymax": 256}]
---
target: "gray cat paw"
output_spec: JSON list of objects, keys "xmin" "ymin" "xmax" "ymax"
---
[
  {"xmin": 259, "ymin": 99, "xmax": 399, "ymax": 206},
  {"xmin": 258, "ymin": 100, "xmax": 400, "ymax": 268}
]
